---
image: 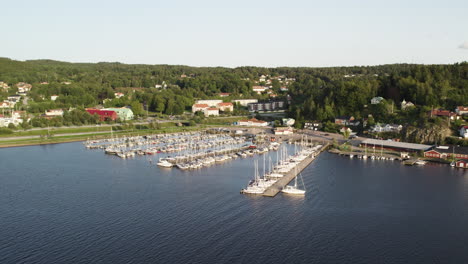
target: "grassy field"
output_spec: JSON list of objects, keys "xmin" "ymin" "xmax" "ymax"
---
[{"xmin": 0, "ymin": 125, "xmax": 210, "ymax": 148}]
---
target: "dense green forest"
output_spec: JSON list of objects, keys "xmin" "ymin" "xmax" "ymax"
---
[{"xmin": 0, "ymin": 58, "xmax": 467, "ymax": 134}]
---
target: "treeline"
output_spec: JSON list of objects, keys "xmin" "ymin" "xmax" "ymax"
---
[{"xmin": 0, "ymin": 58, "xmax": 466, "ymax": 125}]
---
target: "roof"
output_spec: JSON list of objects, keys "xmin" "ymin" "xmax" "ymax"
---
[
  {"xmin": 193, "ymin": 104, "xmax": 209, "ymax": 108},
  {"xmin": 207, "ymin": 107, "xmax": 218, "ymax": 111},
  {"xmin": 457, "ymin": 106, "xmax": 468, "ymax": 111},
  {"xmin": 86, "ymin": 109, "xmax": 117, "ymax": 115},
  {"xmin": 430, "ymin": 146, "xmax": 468, "ymax": 155},
  {"xmin": 430, "ymin": 109, "xmax": 456, "ymax": 117},
  {"xmin": 361, "ymin": 138, "xmax": 432, "ymax": 151},
  {"xmin": 217, "ymin": 102, "xmax": 233, "ymax": 106}
]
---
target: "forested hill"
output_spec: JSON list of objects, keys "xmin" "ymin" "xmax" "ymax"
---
[{"xmin": 0, "ymin": 58, "xmax": 466, "ymax": 123}]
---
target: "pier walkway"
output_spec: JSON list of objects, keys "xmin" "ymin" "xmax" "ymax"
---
[{"xmin": 262, "ymin": 143, "xmax": 329, "ymax": 197}]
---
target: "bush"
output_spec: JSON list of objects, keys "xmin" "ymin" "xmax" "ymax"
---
[{"xmin": 0, "ymin": 128, "xmax": 13, "ymax": 134}]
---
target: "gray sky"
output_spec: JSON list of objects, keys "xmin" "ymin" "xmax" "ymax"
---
[{"xmin": 1, "ymin": 0, "xmax": 467, "ymax": 67}]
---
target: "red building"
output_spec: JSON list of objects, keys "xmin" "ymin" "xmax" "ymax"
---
[
  {"xmin": 86, "ymin": 109, "xmax": 117, "ymax": 121},
  {"xmin": 455, "ymin": 159, "xmax": 468, "ymax": 169},
  {"xmin": 424, "ymin": 146, "xmax": 468, "ymax": 160}
]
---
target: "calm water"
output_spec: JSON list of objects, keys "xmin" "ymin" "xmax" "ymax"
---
[{"xmin": 1, "ymin": 142, "xmax": 468, "ymax": 264}]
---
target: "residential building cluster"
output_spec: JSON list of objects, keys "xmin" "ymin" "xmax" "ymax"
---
[{"xmin": 191, "ymin": 100, "xmax": 233, "ymax": 117}]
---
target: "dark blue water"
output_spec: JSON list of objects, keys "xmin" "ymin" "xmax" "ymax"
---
[{"xmin": 1, "ymin": 142, "xmax": 468, "ymax": 263}]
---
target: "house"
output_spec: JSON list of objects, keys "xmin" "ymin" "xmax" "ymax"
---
[
  {"xmin": 0, "ymin": 115, "xmax": 23, "ymax": 127},
  {"xmin": 219, "ymin": 93, "xmax": 230, "ymax": 97},
  {"xmin": 0, "ymin": 102, "xmax": 11, "ymax": 108},
  {"xmin": 50, "ymin": 95, "xmax": 59, "ymax": 101},
  {"xmin": 16, "ymin": 82, "xmax": 32, "ymax": 92},
  {"xmin": 401, "ymin": 99, "xmax": 415, "ymax": 110},
  {"xmin": 259, "ymin": 75, "xmax": 267, "ymax": 82},
  {"xmin": 429, "ymin": 109, "xmax": 460, "ymax": 120},
  {"xmin": 274, "ymin": 127, "xmax": 294, "ymax": 135},
  {"xmin": 282, "ymin": 118, "xmax": 295, "ymax": 127},
  {"xmin": 455, "ymin": 159, "xmax": 468, "ymax": 169},
  {"xmin": 424, "ymin": 146, "xmax": 468, "ymax": 160},
  {"xmin": 61, "ymin": 81, "xmax": 71, "ymax": 85},
  {"xmin": 460, "ymin": 126, "xmax": 468, "ymax": 138},
  {"xmin": 304, "ymin": 121, "xmax": 322, "ymax": 130},
  {"xmin": 217, "ymin": 102, "xmax": 233, "ymax": 112},
  {"xmin": 0, "ymin": 82, "xmax": 9, "ymax": 91},
  {"xmin": 340, "ymin": 127, "xmax": 352, "ymax": 134},
  {"xmin": 232, "ymin": 99, "xmax": 258, "ymax": 107},
  {"xmin": 252, "ymin": 86, "xmax": 268, "ymax": 94},
  {"xmin": 334, "ymin": 116, "xmax": 357, "ymax": 126},
  {"xmin": 455, "ymin": 106, "xmax": 468, "ymax": 116},
  {"xmin": 85, "ymin": 109, "xmax": 118, "ymax": 121},
  {"xmin": 114, "ymin": 92, "xmax": 124, "ymax": 99},
  {"xmin": 204, "ymin": 108, "xmax": 219, "ymax": 117},
  {"xmin": 8, "ymin": 95, "xmax": 21, "ymax": 103},
  {"xmin": 237, "ymin": 118, "xmax": 268, "ymax": 127},
  {"xmin": 192, "ymin": 104, "xmax": 209, "ymax": 113},
  {"xmin": 103, "ymin": 107, "xmax": 134, "ymax": 120},
  {"xmin": 371, "ymin": 97, "xmax": 384, "ymax": 104},
  {"xmin": 371, "ymin": 123, "xmax": 403, "ymax": 133},
  {"xmin": 45, "ymin": 109, "xmax": 64, "ymax": 117},
  {"xmin": 280, "ymin": 87, "xmax": 288, "ymax": 92},
  {"xmin": 195, "ymin": 100, "xmax": 223, "ymax": 106},
  {"xmin": 40, "ymin": 82, "xmax": 49, "ymax": 85}
]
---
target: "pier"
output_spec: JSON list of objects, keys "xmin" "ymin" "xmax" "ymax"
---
[{"xmin": 262, "ymin": 143, "xmax": 329, "ymax": 197}]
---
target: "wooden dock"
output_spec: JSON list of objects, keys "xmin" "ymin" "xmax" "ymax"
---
[{"xmin": 262, "ymin": 143, "xmax": 329, "ymax": 197}]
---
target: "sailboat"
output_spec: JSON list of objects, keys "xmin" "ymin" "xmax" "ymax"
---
[{"xmin": 282, "ymin": 167, "xmax": 306, "ymax": 195}]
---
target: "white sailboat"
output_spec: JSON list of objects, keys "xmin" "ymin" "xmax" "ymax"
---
[
  {"xmin": 157, "ymin": 158, "xmax": 173, "ymax": 168},
  {"xmin": 282, "ymin": 168, "xmax": 306, "ymax": 195}
]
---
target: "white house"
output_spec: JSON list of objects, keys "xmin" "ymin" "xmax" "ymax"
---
[
  {"xmin": 8, "ymin": 95, "xmax": 21, "ymax": 103},
  {"xmin": 282, "ymin": 118, "xmax": 295, "ymax": 127},
  {"xmin": 252, "ymin": 86, "xmax": 268, "ymax": 94},
  {"xmin": 456, "ymin": 106, "xmax": 468, "ymax": 116},
  {"xmin": 45, "ymin": 109, "xmax": 64, "ymax": 117},
  {"xmin": 280, "ymin": 87, "xmax": 289, "ymax": 92},
  {"xmin": 340, "ymin": 127, "xmax": 353, "ymax": 134},
  {"xmin": 217, "ymin": 102, "xmax": 234, "ymax": 112},
  {"xmin": 0, "ymin": 102, "xmax": 11, "ymax": 108},
  {"xmin": 114, "ymin": 92, "xmax": 124, "ymax": 99},
  {"xmin": 371, "ymin": 123, "xmax": 403, "ymax": 133},
  {"xmin": 233, "ymin": 99, "xmax": 258, "ymax": 107},
  {"xmin": 237, "ymin": 118, "xmax": 268, "ymax": 127},
  {"xmin": 204, "ymin": 107, "xmax": 219, "ymax": 117},
  {"xmin": 401, "ymin": 99, "xmax": 415, "ymax": 110},
  {"xmin": 195, "ymin": 99, "xmax": 223, "ymax": 106},
  {"xmin": 371, "ymin": 97, "xmax": 384, "ymax": 104},
  {"xmin": 274, "ymin": 127, "xmax": 294, "ymax": 135},
  {"xmin": 50, "ymin": 95, "xmax": 59, "ymax": 101},
  {"xmin": 0, "ymin": 82, "xmax": 9, "ymax": 91},
  {"xmin": 460, "ymin": 126, "xmax": 468, "ymax": 138},
  {"xmin": 192, "ymin": 103, "xmax": 209, "ymax": 113}
]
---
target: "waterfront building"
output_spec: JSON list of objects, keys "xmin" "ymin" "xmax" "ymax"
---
[
  {"xmin": 86, "ymin": 109, "xmax": 117, "ymax": 121},
  {"xmin": 103, "ymin": 107, "xmax": 134, "ymax": 120},
  {"xmin": 360, "ymin": 138, "xmax": 432, "ymax": 152},
  {"xmin": 424, "ymin": 146, "xmax": 468, "ymax": 160},
  {"xmin": 237, "ymin": 118, "xmax": 268, "ymax": 127},
  {"xmin": 455, "ymin": 159, "xmax": 468, "ymax": 169},
  {"xmin": 274, "ymin": 127, "xmax": 294, "ymax": 135}
]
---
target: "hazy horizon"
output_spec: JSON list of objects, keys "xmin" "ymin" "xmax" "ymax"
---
[{"xmin": 2, "ymin": 0, "xmax": 467, "ymax": 67}]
